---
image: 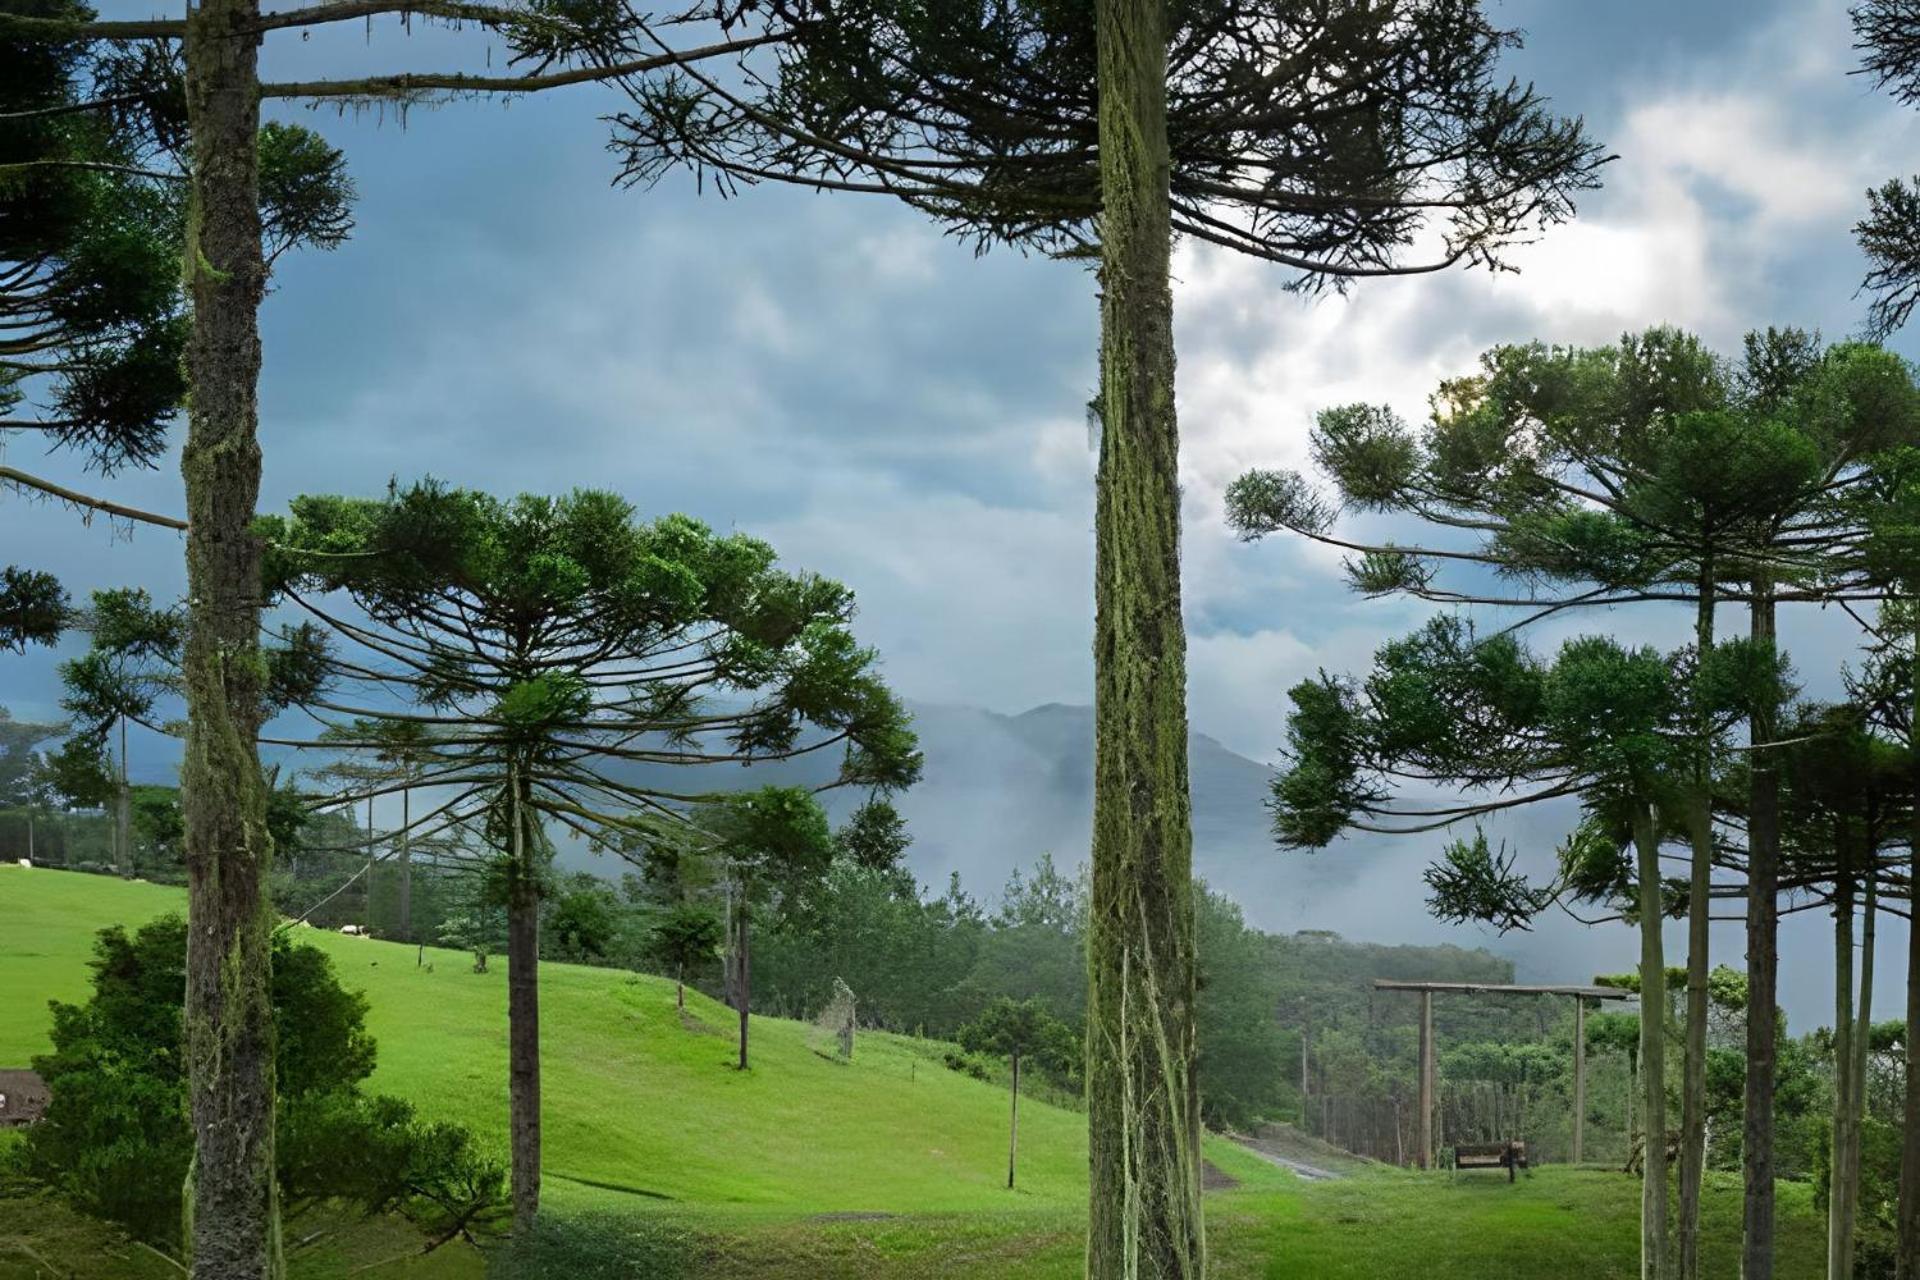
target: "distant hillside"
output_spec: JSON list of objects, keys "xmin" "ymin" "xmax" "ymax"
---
[
  {"xmin": 572, "ymin": 700, "xmax": 1356, "ymax": 930},
  {"xmin": 103, "ymin": 699, "xmax": 1845, "ymax": 1025}
]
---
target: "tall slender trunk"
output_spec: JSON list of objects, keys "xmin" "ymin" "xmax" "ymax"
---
[
  {"xmin": 1678, "ymin": 560, "xmax": 1715, "ymax": 1280},
  {"xmin": 1634, "ymin": 800, "xmax": 1671, "ymax": 1280},
  {"xmin": 397, "ymin": 787, "xmax": 412, "ymax": 944},
  {"xmin": 1901, "ymin": 623, "xmax": 1920, "ymax": 1278},
  {"xmin": 1009, "ymin": 1052, "xmax": 1021, "ymax": 1190},
  {"xmin": 1831, "ymin": 835, "xmax": 1856, "ymax": 1280},
  {"xmin": 1745, "ymin": 580, "xmax": 1780, "ymax": 1280},
  {"xmin": 365, "ymin": 796, "xmax": 375, "ymax": 935},
  {"xmin": 1845, "ymin": 873, "xmax": 1877, "ymax": 1280},
  {"xmin": 116, "ymin": 715, "xmax": 132, "ymax": 877},
  {"xmin": 735, "ymin": 893, "xmax": 752, "ymax": 1071},
  {"xmin": 506, "ymin": 771, "xmax": 541, "ymax": 1234},
  {"xmin": 178, "ymin": 0, "xmax": 277, "ymax": 1272},
  {"xmin": 1087, "ymin": 0, "xmax": 1201, "ymax": 1272}
]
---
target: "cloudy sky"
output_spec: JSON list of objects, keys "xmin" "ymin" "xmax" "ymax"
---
[{"xmin": 6, "ymin": 0, "xmax": 1919, "ymax": 1024}]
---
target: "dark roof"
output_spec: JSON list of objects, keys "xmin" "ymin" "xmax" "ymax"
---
[{"xmin": 0, "ymin": 1069, "xmax": 50, "ymax": 1124}]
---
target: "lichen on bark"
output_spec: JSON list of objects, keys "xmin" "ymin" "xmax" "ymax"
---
[
  {"xmin": 1086, "ymin": 0, "xmax": 1205, "ymax": 1273},
  {"xmin": 179, "ymin": 0, "xmax": 280, "ymax": 1274}
]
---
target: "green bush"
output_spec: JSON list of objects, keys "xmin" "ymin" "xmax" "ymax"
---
[
  {"xmin": 487, "ymin": 1210, "xmax": 695, "ymax": 1280},
  {"xmin": 23, "ymin": 915, "xmax": 503, "ymax": 1253}
]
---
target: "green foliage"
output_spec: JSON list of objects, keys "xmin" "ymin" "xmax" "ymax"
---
[
  {"xmin": 20, "ymin": 914, "xmax": 496, "ymax": 1253},
  {"xmin": 486, "ymin": 1209, "xmax": 694, "ymax": 1280},
  {"xmin": 1424, "ymin": 831, "xmax": 1549, "ymax": 934},
  {"xmin": 958, "ymin": 997, "xmax": 1076, "ymax": 1076},
  {"xmin": 262, "ymin": 481, "xmax": 920, "ymax": 901},
  {"xmin": 643, "ymin": 903, "xmax": 724, "ymax": 982},
  {"xmin": 545, "ymin": 872, "xmax": 624, "ymax": 964},
  {"xmin": 0, "ymin": 705, "xmax": 63, "ymax": 808},
  {"xmin": 0, "ymin": 567, "xmax": 69, "ymax": 652}
]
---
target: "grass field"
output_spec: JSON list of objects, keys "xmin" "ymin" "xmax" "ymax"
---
[{"xmin": 0, "ymin": 866, "xmax": 1829, "ymax": 1277}]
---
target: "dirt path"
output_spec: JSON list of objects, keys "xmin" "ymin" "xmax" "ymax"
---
[
  {"xmin": 1229, "ymin": 1123, "xmax": 1371, "ymax": 1182},
  {"xmin": 1233, "ymin": 1136, "xmax": 1344, "ymax": 1182}
]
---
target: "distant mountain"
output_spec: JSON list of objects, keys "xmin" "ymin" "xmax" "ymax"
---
[{"xmin": 885, "ymin": 701, "xmax": 1351, "ymax": 914}]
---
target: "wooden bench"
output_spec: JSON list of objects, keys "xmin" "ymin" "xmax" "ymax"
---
[{"xmin": 1450, "ymin": 1140, "xmax": 1528, "ymax": 1181}]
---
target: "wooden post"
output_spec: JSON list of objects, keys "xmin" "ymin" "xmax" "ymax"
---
[
  {"xmin": 1299, "ymin": 1001, "xmax": 1311, "ymax": 1125},
  {"xmin": 1420, "ymin": 988, "xmax": 1435, "ymax": 1170},
  {"xmin": 1008, "ymin": 1052, "xmax": 1020, "ymax": 1189},
  {"xmin": 1573, "ymin": 995, "xmax": 1588, "ymax": 1165}
]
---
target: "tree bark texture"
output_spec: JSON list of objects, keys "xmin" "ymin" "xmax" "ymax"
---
[
  {"xmin": 1634, "ymin": 802, "xmax": 1671, "ymax": 1280},
  {"xmin": 506, "ymin": 774, "xmax": 541, "ymax": 1234},
  {"xmin": 1744, "ymin": 583, "xmax": 1780, "ymax": 1280},
  {"xmin": 1901, "ymin": 626, "xmax": 1920, "ymax": 1279},
  {"xmin": 179, "ymin": 0, "xmax": 278, "ymax": 1272},
  {"xmin": 1086, "ymin": 0, "xmax": 1203, "ymax": 1273}
]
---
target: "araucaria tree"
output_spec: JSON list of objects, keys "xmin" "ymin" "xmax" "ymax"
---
[
  {"xmin": 263, "ymin": 481, "xmax": 921, "ymax": 1233},
  {"xmin": 613, "ymin": 7, "xmax": 1604, "ymax": 1270},
  {"xmin": 2, "ymin": 2, "xmax": 817, "ymax": 1269},
  {"xmin": 958, "ymin": 996, "xmax": 1075, "ymax": 1190},
  {"xmin": 1852, "ymin": 0, "xmax": 1920, "ymax": 339},
  {"xmin": 1268, "ymin": 618, "xmax": 1765, "ymax": 1280},
  {"xmin": 1225, "ymin": 327, "xmax": 1920, "ymax": 1279},
  {"xmin": 645, "ymin": 902, "xmax": 724, "ymax": 1011}
]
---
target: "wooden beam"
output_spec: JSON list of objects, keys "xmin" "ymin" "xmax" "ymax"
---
[{"xmin": 1373, "ymin": 979, "xmax": 1631, "ymax": 999}]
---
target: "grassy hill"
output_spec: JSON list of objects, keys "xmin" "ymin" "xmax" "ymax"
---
[{"xmin": 0, "ymin": 866, "xmax": 1830, "ymax": 1279}]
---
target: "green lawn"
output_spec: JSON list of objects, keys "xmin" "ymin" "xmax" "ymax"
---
[{"xmin": 0, "ymin": 866, "xmax": 1828, "ymax": 1278}]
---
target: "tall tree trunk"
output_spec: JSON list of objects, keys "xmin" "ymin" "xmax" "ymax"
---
[
  {"xmin": 178, "ymin": 0, "xmax": 277, "ymax": 1271},
  {"xmin": 1845, "ymin": 873, "xmax": 1877, "ymax": 1280},
  {"xmin": 1678, "ymin": 561, "xmax": 1715, "ymax": 1280},
  {"xmin": 736, "ymin": 898, "xmax": 752, "ymax": 1071},
  {"xmin": 1745, "ymin": 579, "xmax": 1780, "ymax": 1280},
  {"xmin": 1831, "ymin": 837, "xmax": 1856, "ymax": 1280},
  {"xmin": 1634, "ymin": 800, "xmax": 1671, "ymax": 1280},
  {"xmin": 397, "ymin": 787, "xmax": 412, "ymax": 944},
  {"xmin": 723, "ymin": 880, "xmax": 739, "ymax": 1009},
  {"xmin": 1900, "ymin": 623, "xmax": 1920, "ymax": 1279},
  {"xmin": 506, "ymin": 773, "xmax": 541, "ymax": 1234},
  {"xmin": 1009, "ymin": 1052, "xmax": 1021, "ymax": 1190},
  {"xmin": 365, "ymin": 796, "xmax": 375, "ymax": 935},
  {"xmin": 1086, "ymin": 0, "xmax": 1201, "ymax": 1272},
  {"xmin": 116, "ymin": 715, "xmax": 132, "ymax": 877}
]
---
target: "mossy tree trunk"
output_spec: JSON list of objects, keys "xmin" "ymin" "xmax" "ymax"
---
[
  {"xmin": 179, "ymin": 0, "xmax": 279, "ymax": 1273},
  {"xmin": 1901, "ymin": 629, "xmax": 1920, "ymax": 1280},
  {"xmin": 1086, "ymin": 0, "xmax": 1203, "ymax": 1273},
  {"xmin": 1633, "ymin": 800, "xmax": 1671, "ymax": 1280},
  {"xmin": 1744, "ymin": 580, "xmax": 1781, "ymax": 1280},
  {"xmin": 1678, "ymin": 561, "xmax": 1715, "ymax": 1280},
  {"xmin": 506, "ymin": 767, "xmax": 541, "ymax": 1234}
]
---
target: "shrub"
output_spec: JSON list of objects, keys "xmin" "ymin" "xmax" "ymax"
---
[
  {"xmin": 23, "ymin": 915, "xmax": 503, "ymax": 1254},
  {"xmin": 487, "ymin": 1210, "xmax": 695, "ymax": 1280}
]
